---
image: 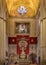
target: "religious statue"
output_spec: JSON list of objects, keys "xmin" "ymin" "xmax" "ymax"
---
[{"xmin": 18, "ymin": 38, "xmax": 28, "ymax": 59}]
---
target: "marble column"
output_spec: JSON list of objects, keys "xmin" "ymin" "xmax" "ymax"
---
[{"xmin": 0, "ymin": 0, "xmax": 7, "ymax": 61}]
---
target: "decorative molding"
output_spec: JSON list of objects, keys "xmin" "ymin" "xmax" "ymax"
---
[
  {"xmin": 40, "ymin": 17, "xmax": 46, "ymax": 22},
  {"xmin": 0, "ymin": 17, "xmax": 6, "ymax": 22}
]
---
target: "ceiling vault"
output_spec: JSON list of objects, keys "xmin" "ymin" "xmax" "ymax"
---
[{"xmin": 6, "ymin": 0, "xmax": 40, "ymax": 17}]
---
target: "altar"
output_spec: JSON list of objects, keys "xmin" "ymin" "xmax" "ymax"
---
[{"xmin": 8, "ymin": 36, "xmax": 37, "ymax": 65}]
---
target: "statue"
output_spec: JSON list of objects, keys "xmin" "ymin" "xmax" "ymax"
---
[
  {"xmin": 20, "ymin": 47, "xmax": 26, "ymax": 59},
  {"xmin": 18, "ymin": 39, "xmax": 28, "ymax": 59}
]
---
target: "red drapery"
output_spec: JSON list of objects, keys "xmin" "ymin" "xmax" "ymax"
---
[
  {"xmin": 16, "ymin": 35, "xmax": 29, "ymax": 54},
  {"xmin": 8, "ymin": 35, "xmax": 37, "ymax": 54}
]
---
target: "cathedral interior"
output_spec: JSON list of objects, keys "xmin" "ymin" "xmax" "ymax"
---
[{"xmin": 0, "ymin": 0, "xmax": 46, "ymax": 65}]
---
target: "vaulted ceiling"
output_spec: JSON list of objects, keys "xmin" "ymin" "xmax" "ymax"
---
[{"xmin": 6, "ymin": 0, "xmax": 40, "ymax": 18}]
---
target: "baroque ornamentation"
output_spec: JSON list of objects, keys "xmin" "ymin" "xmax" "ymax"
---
[
  {"xmin": 6, "ymin": 0, "xmax": 40, "ymax": 17},
  {"xmin": 18, "ymin": 38, "xmax": 28, "ymax": 50},
  {"xmin": 18, "ymin": 6, "xmax": 27, "ymax": 15}
]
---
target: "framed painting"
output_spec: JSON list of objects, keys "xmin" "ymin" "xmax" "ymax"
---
[{"xmin": 15, "ymin": 23, "xmax": 30, "ymax": 34}]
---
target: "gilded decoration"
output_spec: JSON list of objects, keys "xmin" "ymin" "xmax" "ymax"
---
[
  {"xmin": 18, "ymin": 38, "xmax": 28, "ymax": 59},
  {"xmin": 6, "ymin": 0, "xmax": 40, "ymax": 17},
  {"xmin": 18, "ymin": 38, "xmax": 28, "ymax": 50}
]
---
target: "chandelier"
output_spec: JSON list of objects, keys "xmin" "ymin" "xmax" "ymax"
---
[{"xmin": 6, "ymin": 0, "xmax": 40, "ymax": 17}]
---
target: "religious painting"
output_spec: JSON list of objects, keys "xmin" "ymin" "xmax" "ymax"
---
[{"xmin": 15, "ymin": 23, "xmax": 30, "ymax": 34}]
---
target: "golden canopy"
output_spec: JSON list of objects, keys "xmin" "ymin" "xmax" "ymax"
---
[{"xmin": 6, "ymin": 0, "xmax": 40, "ymax": 17}]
